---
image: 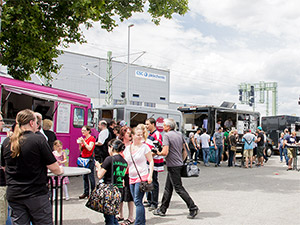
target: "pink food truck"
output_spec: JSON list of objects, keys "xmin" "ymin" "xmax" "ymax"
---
[{"xmin": 0, "ymin": 75, "xmax": 95, "ymax": 167}]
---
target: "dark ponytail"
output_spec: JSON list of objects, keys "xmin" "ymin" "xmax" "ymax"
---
[{"xmin": 109, "ymin": 139, "xmax": 125, "ymax": 153}]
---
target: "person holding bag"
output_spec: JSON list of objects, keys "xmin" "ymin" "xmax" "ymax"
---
[
  {"xmin": 123, "ymin": 126, "xmax": 154, "ymax": 225},
  {"xmin": 95, "ymin": 139, "xmax": 128, "ymax": 225},
  {"xmin": 78, "ymin": 125, "xmax": 96, "ymax": 199},
  {"xmin": 228, "ymin": 130, "xmax": 238, "ymax": 167}
]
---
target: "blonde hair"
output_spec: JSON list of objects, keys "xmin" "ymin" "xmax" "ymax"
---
[
  {"xmin": 10, "ymin": 109, "xmax": 36, "ymax": 158},
  {"xmin": 53, "ymin": 140, "xmax": 63, "ymax": 150},
  {"xmin": 43, "ymin": 119, "xmax": 53, "ymax": 130},
  {"xmin": 137, "ymin": 124, "xmax": 148, "ymax": 141}
]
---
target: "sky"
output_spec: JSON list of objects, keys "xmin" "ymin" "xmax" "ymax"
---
[{"xmin": 67, "ymin": 0, "xmax": 300, "ymax": 117}]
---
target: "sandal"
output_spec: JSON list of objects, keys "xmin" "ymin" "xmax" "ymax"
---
[
  {"xmin": 121, "ymin": 219, "xmax": 135, "ymax": 225},
  {"xmin": 116, "ymin": 216, "xmax": 124, "ymax": 221}
]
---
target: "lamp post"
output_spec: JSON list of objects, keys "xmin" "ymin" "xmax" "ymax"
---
[{"xmin": 127, "ymin": 24, "xmax": 134, "ymax": 105}]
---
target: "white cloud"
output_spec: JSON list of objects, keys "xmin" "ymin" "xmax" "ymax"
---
[
  {"xmin": 189, "ymin": 0, "xmax": 300, "ymax": 39},
  {"xmin": 66, "ymin": 1, "xmax": 300, "ymax": 117}
]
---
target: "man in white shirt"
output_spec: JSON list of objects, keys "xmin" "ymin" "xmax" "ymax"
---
[
  {"xmin": 194, "ymin": 128, "xmax": 201, "ymax": 149},
  {"xmin": 95, "ymin": 120, "xmax": 111, "ymax": 163},
  {"xmin": 200, "ymin": 128, "xmax": 211, "ymax": 166},
  {"xmin": 34, "ymin": 112, "xmax": 48, "ymax": 141},
  {"xmin": 194, "ymin": 128, "xmax": 201, "ymax": 162}
]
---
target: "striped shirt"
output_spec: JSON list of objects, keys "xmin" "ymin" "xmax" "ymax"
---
[{"xmin": 146, "ymin": 130, "xmax": 164, "ymax": 172}]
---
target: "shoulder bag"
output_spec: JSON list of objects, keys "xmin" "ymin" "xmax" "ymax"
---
[
  {"xmin": 85, "ymin": 156, "xmax": 121, "ymax": 215},
  {"xmin": 77, "ymin": 157, "xmax": 92, "ymax": 168},
  {"xmin": 229, "ymin": 135, "xmax": 237, "ymax": 151},
  {"xmin": 130, "ymin": 145, "xmax": 154, "ymax": 192}
]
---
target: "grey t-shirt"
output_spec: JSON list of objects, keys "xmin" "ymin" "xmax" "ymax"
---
[
  {"xmin": 213, "ymin": 132, "xmax": 224, "ymax": 145},
  {"xmin": 163, "ymin": 130, "xmax": 184, "ymax": 167}
]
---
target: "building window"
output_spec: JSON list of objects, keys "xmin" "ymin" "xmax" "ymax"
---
[
  {"xmin": 100, "ymin": 90, "xmax": 106, "ymax": 94},
  {"xmin": 133, "ymin": 94, "xmax": 139, "ymax": 98},
  {"xmin": 130, "ymin": 101, "xmax": 143, "ymax": 106},
  {"xmin": 144, "ymin": 102, "xmax": 156, "ymax": 108},
  {"xmin": 160, "ymin": 97, "xmax": 166, "ymax": 100}
]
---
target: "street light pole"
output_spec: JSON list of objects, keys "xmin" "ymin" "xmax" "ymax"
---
[{"xmin": 127, "ymin": 24, "xmax": 134, "ymax": 105}]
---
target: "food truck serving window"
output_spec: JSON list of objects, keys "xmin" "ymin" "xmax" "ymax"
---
[
  {"xmin": 73, "ymin": 108, "xmax": 85, "ymax": 128},
  {"xmin": 87, "ymin": 109, "xmax": 94, "ymax": 128}
]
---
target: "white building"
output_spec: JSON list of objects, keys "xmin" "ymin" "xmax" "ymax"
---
[{"xmin": 32, "ymin": 51, "xmax": 170, "ymax": 109}]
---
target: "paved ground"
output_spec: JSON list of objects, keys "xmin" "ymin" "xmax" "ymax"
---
[{"xmin": 60, "ymin": 156, "xmax": 300, "ymax": 225}]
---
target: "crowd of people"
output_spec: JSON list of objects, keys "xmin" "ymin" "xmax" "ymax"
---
[
  {"xmin": 1, "ymin": 109, "xmax": 298, "ymax": 225},
  {"xmin": 0, "ymin": 112, "xmax": 200, "ymax": 225},
  {"xmin": 188, "ymin": 125, "xmax": 298, "ymax": 170}
]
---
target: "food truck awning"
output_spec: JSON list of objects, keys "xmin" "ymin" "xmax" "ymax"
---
[{"xmin": 3, "ymin": 85, "xmax": 87, "ymax": 107}]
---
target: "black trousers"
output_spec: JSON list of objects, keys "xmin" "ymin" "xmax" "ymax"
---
[
  {"xmin": 160, "ymin": 166, "xmax": 197, "ymax": 213},
  {"xmin": 8, "ymin": 194, "xmax": 52, "ymax": 225}
]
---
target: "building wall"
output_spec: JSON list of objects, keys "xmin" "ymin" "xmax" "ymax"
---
[{"xmin": 32, "ymin": 51, "xmax": 170, "ymax": 108}]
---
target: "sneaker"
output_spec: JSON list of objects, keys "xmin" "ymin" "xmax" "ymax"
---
[
  {"xmin": 79, "ymin": 193, "xmax": 89, "ymax": 199},
  {"xmin": 265, "ymin": 158, "xmax": 268, "ymax": 163},
  {"xmin": 143, "ymin": 202, "xmax": 151, "ymax": 207},
  {"xmin": 153, "ymin": 208, "xmax": 166, "ymax": 217},
  {"xmin": 65, "ymin": 197, "xmax": 70, "ymax": 201},
  {"xmin": 187, "ymin": 208, "xmax": 199, "ymax": 219},
  {"xmin": 148, "ymin": 205, "xmax": 157, "ymax": 212}
]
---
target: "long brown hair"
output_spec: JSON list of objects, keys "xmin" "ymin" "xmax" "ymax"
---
[{"xmin": 10, "ymin": 109, "xmax": 36, "ymax": 158}]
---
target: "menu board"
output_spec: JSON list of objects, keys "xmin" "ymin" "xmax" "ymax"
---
[{"xmin": 56, "ymin": 103, "xmax": 71, "ymax": 133}]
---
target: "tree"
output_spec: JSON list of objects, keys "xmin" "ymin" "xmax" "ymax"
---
[{"xmin": 0, "ymin": 0, "xmax": 188, "ymax": 81}]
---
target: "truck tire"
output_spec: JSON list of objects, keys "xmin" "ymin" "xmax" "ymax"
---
[{"xmin": 266, "ymin": 146, "xmax": 272, "ymax": 157}]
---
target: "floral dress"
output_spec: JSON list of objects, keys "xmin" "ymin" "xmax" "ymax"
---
[{"xmin": 51, "ymin": 152, "xmax": 69, "ymax": 185}]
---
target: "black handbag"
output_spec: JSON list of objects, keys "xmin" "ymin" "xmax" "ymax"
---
[{"xmin": 130, "ymin": 145, "xmax": 154, "ymax": 192}]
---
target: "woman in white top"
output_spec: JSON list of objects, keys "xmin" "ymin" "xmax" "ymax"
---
[{"xmin": 123, "ymin": 126, "xmax": 154, "ymax": 225}]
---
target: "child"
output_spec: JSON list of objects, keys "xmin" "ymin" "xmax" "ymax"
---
[{"xmin": 52, "ymin": 140, "xmax": 70, "ymax": 200}]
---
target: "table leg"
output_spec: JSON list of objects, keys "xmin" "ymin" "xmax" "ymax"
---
[
  {"xmin": 292, "ymin": 148, "xmax": 297, "ymax": 170},
  {"xmin": 60, "ymin": 177, "xmax": 66, "ymax": 225},
  {"xmin": 54, "ymin": 176, "xmax": 58, "ymax": 225},
  {"xmin": 48, "ymin": 177, "xmax": 54, "ymax": 205}
]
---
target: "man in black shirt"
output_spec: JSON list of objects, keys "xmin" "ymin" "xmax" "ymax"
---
[
  {"xmin": 255, "ymin": 126, "xmax": 265, "ymax": 167},
  {"xmin": 108, "ymin": 120, "xmax": 116, "ymax": 139},
  {"xmin": 1, "ymin": 109, "xmax": 63, "ymax": 225}
]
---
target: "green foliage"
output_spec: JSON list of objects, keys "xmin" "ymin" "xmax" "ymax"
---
[{"xmin": 0, "ymin": 0, "xmax": 188, "ymax": 81}]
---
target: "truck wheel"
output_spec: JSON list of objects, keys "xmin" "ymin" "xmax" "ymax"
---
[{"xmin": 266, "ymin": 146, "xmax": 272, "ymax": 157}]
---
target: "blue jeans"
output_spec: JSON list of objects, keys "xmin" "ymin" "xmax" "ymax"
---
[
  {"xmin": 104, "ymin": 214, "xmax": 118, "ymax": 225},
  {"xmin": 283, "ymin": 147, "xmax": 289, "ymax": 165},
  {"xmin": 130, "ymin": 182, "xmax": 146, "ymax": 225},
  {"xmin": 6, "ymin": 206, "xmax": 12, "ymax": 225},
  {"xmin": 147, "ymin": 171, "xmax": 159, "ymax": 208},
  {"xmin": 83, "ymin": 159, "xmax": 95, "ymax": 195},
  {"xmin": 215, "ymin": 145, "xmax": 223, "ymax": 165},
  {"xmin": 279, "ymin": 146, "xmax": 283, "ymax": 162},
  {"xmin": 228, "ymin": 148, "xmax": 235, "ymax": 167},
  {"xmin": 202, "ymin": 148, "xmax": 210, "ymax": 164}
]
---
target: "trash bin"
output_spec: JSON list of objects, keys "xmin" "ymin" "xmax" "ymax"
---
[{"xmin": 209, "ymin": 146, "xmax": 216, "ymax": 163}]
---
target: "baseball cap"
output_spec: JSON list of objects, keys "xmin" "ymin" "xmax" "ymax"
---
[
  {"xmin": 257, "ymin": 126, "xmax": 262, "ymax": 131},
  {"xmin": 120, "ymin": 120, "xmax": 127, "ymax": 127}
]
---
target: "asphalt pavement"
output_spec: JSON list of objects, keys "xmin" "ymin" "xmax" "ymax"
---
[{"xmin": 60, "ymin": 156, "xmax": 300, "ymax": 225}]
